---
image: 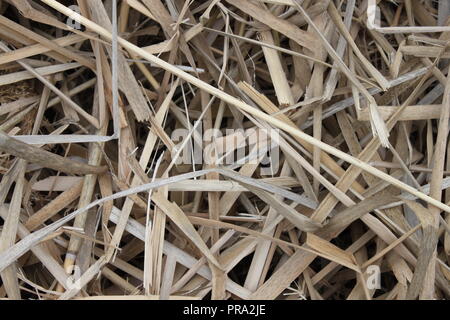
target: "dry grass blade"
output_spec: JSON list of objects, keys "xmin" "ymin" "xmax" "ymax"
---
[
  {"xmin": 0, "ymin": 131, "xmax": 106, "ymax": 175},
  {"xmin": 0, "ymin": 0, "xmax": 449, "ymax": 301}
]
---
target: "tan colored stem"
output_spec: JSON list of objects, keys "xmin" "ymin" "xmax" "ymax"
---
[{"xmin": 0, "ymin": 131, "xmax": 106, "ymax": 175}]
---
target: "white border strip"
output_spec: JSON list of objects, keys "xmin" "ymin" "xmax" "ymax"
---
[{"xmin": 367, "ymin": 0, "xmax": 450, "ymax": 34}]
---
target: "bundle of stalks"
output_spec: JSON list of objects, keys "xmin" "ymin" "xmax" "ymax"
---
[{"xmin": 0, "ymin": 0, "xmax": 449, "ymax": 300}]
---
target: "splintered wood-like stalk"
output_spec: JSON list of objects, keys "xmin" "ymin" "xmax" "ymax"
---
[{"xmin": 0, "ymin": 131, "xmax": 106, "ymax": 175}]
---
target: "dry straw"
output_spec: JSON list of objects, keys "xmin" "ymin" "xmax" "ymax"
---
[{"xmin": 0, "ymin": 0, "xmax": 449, "ymax": 300}]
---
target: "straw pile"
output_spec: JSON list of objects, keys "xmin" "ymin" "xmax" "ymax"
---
[{"xmin": 0, "ymin": 0, "xmax": 449, "ymax": 300}]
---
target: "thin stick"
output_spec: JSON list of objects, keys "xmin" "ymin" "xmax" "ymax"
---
[{"xmin": 0, "ymin": 131, "xmax": 106, "ymax": 175}]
